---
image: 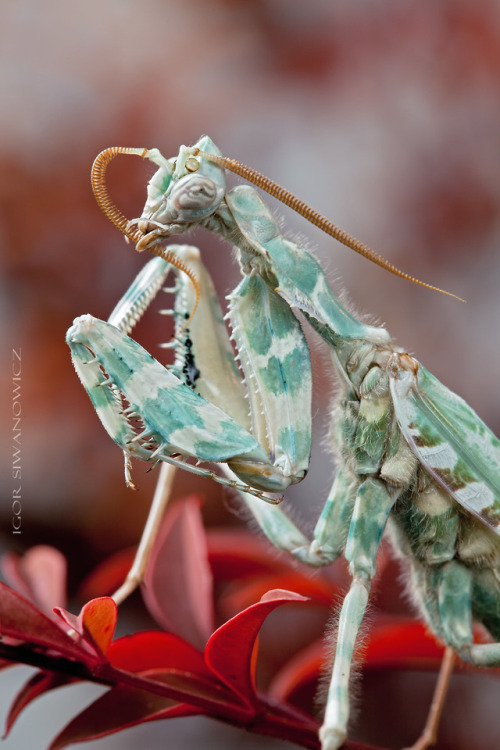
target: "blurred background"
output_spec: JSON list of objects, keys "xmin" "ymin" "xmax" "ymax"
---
[{"xmin": 1, "ymin": 1, "xmax": 500, "ymax": 748}]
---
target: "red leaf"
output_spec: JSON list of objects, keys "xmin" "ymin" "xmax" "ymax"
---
[
  {"xmin": 107, "ymin": 631, "xmax": 210, "ymax": 678},
  {"xmin": 108, "ymin": 635, "xmax": 247, "ymax": 711},
  {"xmin": 141, "ymin": 496, "xmax": 214, "ymax": 650},
  {"xmin": 54, "ymin": 598, "xmax": 117, "ymax": 659},
  {"xmin": 128, "ymin": 667, "xmax": 244, "ymax": 710},
  {"xmin": 207, "ymin": 528, "xmax": 294, "ymax": 581},
  {"xmin": 48, "ymin": 682, "xmax": 200, "ymax": 750},
  {"xmin": 78, "ymin": 547, "xmax": 136, "ymax": 600},
  {"xmin": 269, "ymin": 639, "xmax": 324, "ymax": 703},
  {"xmin": 363, "ymin": 619, "xmax": 444, "ymax": 670},
  {"xmin": 205, "ymin": 589, "xmax": 309, "ymax": 705},
  {"xmin": 0, "ymin": 584, "xmax": 84, "ymax": 659},
  {"xmin": 220, "ymin": 572, "xmax": 335, "ymax": 616},
  {"xmin": 2, "ymin": 546, "xmax": 67, "ymax": 614},
  {"xmin": 80, "ymin": 598, "xmax": 117, "ymax": 655},
  {"xmin": 4, "ymin": 671, "xmax": 74, "ymax": 737}
]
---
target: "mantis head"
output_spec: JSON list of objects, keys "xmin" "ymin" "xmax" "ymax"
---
[
  {"xmin": 90, "ymin": 136, "xmax": 229, "ymax": 321},
  {"xmin": 91, "ymin": 135, "xmax": 226, "ymax": 252},
  {"xmin": 136, "ymin": 135, "xmax": 226, "ymax": 248}
]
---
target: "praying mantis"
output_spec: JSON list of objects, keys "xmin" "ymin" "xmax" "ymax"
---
[{"xmin": 67, "ymin": 135, "xmax": 500, "ymax": 750}]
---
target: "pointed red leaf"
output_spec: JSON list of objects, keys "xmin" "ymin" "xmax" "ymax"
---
[
  {"xmin": 0, "ymin": 584, "xmax": 84, "ymax": 659},
  {"xmin": 2, "ymin": 546, "xmax": 67, "ymax": 614},
  {"xmin": 48, "ymin": 682, "xmax": 200, "ymax": 750},
  {"xmin": 4, "ymin": 671, "xmax": 74, "ymax": 737},
  {"xmin": 141, "ymin": 496, "xmax": 214, "ymax": 650},
  {"xmin": 53, "ymin": 598, "xmax": 117, "ymax": 659},
  {"xmin": 107, "ymin": 631, "xmax": 210, "ymax": 678},
  {"xmin": 80, "ymin": 598, "xmax": 117, "ymax": 655},
  {"xmin": 205, "ymin": 589, "xmax": 309, "ymax": 705}
]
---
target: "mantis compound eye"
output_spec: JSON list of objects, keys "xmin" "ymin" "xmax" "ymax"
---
[{"xmin": 169, "ymin": 173, "xmax": 224, "ymax": 221}]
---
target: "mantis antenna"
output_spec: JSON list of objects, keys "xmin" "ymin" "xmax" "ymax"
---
[
  {"xmin": 91, "ymin": 148, "xmax": 201, "ymax": 322},
  {"xmin": 196, "ymin": 149, "xmax": 465, "ymax": 303}
]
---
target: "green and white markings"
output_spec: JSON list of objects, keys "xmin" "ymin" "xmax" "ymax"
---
[
  {"xmin": 168, "ymin": 245, "xmax": 313, "ymax": 491},
  {"xmin": 68, "ymin": 237, "xmax": 313, "ymax": 497},
  {"xmin": 69, "ymin": 315, "xmax": 260, "ymax": 458},
  {"xmin": 72, "ymin": 136, "xmax": 500, "ymax": 750},
  {"xmin": 107, "ymin": 255, "xmax": 171, "ymax": 334},
  {"xmin": 67, "ymin": 314, "xmax": 279, "ymax": 496},
  {"xmin": 228, "ymin": 271, "xmax": 312, "ymax": 488},
  {"xmin": 225, "ymin": 186, "xmax": 390, "ymax": 346},
  {"xmin": 389, "ymin": 353, "xmax": 500, "ymax": 533}
]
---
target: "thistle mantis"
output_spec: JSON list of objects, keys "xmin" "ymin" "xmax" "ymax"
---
[{"xmin": 67, "ymin": 136, "xmax": 500, "ymax": 750}]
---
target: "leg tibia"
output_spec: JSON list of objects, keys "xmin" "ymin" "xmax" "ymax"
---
[
  {"xmin": 320, "ymin": 478, "xmax": 395, "ymax": 749},
  {"xmin": 320, "ymin": 580, "xmax": 370, "ymax": 750},
  {"xmin": 107, "ymin": 254, "xmax": 172, "ymax": 334},
  {"xmin": 226, "ymin": 465, "xmax": 355, "ymax": 566},
  {"xmin": 236, "ymin": 485, "xmax": 312, "ymax": 553},
  {"xmin": 171, "ymin": 248, "xmax": 311, "ymax": 491},
  {"xmin": 167, "ymin": 246, "xmax": 313, "ymax": 492}
]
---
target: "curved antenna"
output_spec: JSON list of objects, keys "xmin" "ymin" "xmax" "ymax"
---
[
  {"xmin": 145, "ymin": 244, "xmax": 200, "ymax": 322},
  {"xmin": 91, "ymin": 148, "xmax": 201, "ymax": 323},
  {"xmin": 196, "ymin": 149, "xmax": 464, "ymax": 302},
  {"xmin": 91, "ymin": 147, "xmax": 148, "ymax": 244}
]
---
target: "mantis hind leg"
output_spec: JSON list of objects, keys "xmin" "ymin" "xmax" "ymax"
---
[
  {"xmin": 460, "ymin": 567, "xmax": 500, "ymax": 667},
  {"xmin": 320, "ymin": 478, "xmax": 396, "ymax": 750},
  {"xmin": 402, "ymin": 646, "xmax": 456, "ymax": 750},
  {"xmin": 402, "ymin": 558, "xmax": 500, "ymax": 748},
  {"xmin": 227, "ymin": 464, "xmax": 358, "ymax": 564},
  {"xmin": 410, "ymin": 558, "xmax": 500, "ymax": 666}
]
